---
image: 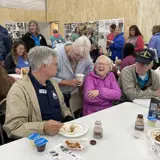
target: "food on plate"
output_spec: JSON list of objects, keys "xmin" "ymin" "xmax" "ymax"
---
[
  {"xmin": 21, "ymin": 68, "xmax": 29, "ymax": 76},
  {"xmin": 151, "ymin": 129, "xmax": 160, "ymax": 138},
  {"xmin": 65, "ymin": 140, "xmax": 81, "ymax": 149},
  {"xmin": 155, "ymin": 135, "xmax": 160, "ymax": 142},
  {"xmin": 70, "ymin": 125, "xmax": 75, "ymax": 133}
]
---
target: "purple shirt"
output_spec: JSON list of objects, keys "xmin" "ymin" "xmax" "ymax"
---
[
  {"xmin": 83, "ymin": 71, "xmax": 121, "ymax": 116},
  {"xmin": 120, "ymin": 55, "xmax": 136, "ymax": 71}
]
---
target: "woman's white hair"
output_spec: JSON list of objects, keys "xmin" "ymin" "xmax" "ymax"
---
[
  {"xmin": 28, "ymin": 46, "xmax": 57, "ymax": 71},
  {"xmin": 95, "ymin": 55, "xmax": 113, "ymax": 70},
  {"xmin": 72, "ymin": 36, "xmax": 91, "ymax": 57}
]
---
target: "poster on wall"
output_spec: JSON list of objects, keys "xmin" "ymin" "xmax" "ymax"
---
[
  {"xmin": 64, "ymin": 21, "xmax": 99, "ymax": 42},
  {"xmin": 98, "ymin": 18, "xmax": 124, "ymax": 53},
  {"xmin": 5, "ymin": 21, "xmax": 28, "ymax": 40},
  {"xmin": 64, "ymin": 18, "xmax": 124, "ymax": 54}
]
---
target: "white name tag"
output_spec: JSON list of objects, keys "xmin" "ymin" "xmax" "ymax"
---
[
  {"xmin": 24, "ymin": 61, "xmax": 29, "ymax": 65},
  {"xmin": 39, "ymin": 89, "xmax": 47, "ymax": 94}
]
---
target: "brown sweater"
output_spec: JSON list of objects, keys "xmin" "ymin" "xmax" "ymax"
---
[{"xmin": 0, "ymin": 66, "xmax": 15, "ymax": 102}]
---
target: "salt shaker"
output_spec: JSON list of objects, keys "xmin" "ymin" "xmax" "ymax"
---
[
  {"xmin": 135, "ymin": 114, "xmax": 144, "ymax": 131},
  {"xmin": 93, "ymin": 120, "xmax": 103, "ymax": 139}
]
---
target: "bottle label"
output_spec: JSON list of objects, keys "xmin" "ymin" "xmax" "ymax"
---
[{"xmin": 135, "ymin": 125, "xmax": 144, "ymax": 129}]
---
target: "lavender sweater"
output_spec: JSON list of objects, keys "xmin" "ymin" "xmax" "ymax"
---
[{"xmin": 83, "ymin": 71, "xmax": 121, "ymax": 116}]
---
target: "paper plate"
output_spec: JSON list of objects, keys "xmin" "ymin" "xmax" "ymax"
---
[
  {"xmin": 59, "ymin": 123, "xmax": 88, "ymax": 138},
  {"xmin": 148, "ymin": 128, "xmax": 160, "ymax": 145}
]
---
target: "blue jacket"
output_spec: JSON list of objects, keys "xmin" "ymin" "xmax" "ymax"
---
[
  {"xmin": 148, "ymin": 33, "xmax": 160, "ymax": 57},
  {"xmin": 0, "ymin": 25, "xmax": 12, "ymax": 61},
  {"xmin": 109, "ymin": 32, "xmax": 125, "ymax": 61}
]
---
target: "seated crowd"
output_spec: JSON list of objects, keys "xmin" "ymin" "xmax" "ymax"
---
[{"xmin": 0, "ymin": 20, "xmax": 160, "ymax": 141}]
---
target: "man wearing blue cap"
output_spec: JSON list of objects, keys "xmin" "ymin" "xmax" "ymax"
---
[{"xmin": 119, "ymin": 48, "xmax": 160, "ymax": 101}]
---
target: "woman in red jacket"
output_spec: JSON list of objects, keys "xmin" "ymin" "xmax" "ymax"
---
[{"xmin": 126, "ymin": 25, "xmax": 144, "ymax": 52}]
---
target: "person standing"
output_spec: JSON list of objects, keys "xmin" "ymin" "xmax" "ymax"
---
[
  {"xmin": 148, "ymin": 25, "xmax": 160, "ymax": 65},
  {"xmin": 0, "ymin": 25, "xmax": 12, "ymax": 66},
  {"xmin": 53, "ymin": 36, "xmax": 94, "ymax": 107},
  {"xmin": 22, "ymin": 20, "xmax": 47, "ymax": 52},
  {"xmin": 72, "ymin": 27, "xmax": 81, "ymax": 42},
  {"xmin": 50, "ymin": 29, "xmax": 65, "ymax": 48},
  {"xmin": 126, "ymin": 25, "xmax": 144, "ymax": 52},
  {"xmin": 106, "ymin": 24, "xmax": 116, "ymax": 50},
  {"xmin": 109, "ymin": 27, "xmax": 125, "ymax": 61}
]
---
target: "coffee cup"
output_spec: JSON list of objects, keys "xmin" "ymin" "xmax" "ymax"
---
[{"xmin": 76, "ymin": 74, "xmax": 85, "ymax": 82}]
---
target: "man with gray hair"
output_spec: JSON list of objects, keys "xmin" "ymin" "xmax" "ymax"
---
[
  {"xmin": 4, "ymin": 46, "xmax": 73, "ymax": 139},
  {"xmin": 53, "ymin": 36, "xmax": 94, "ymax": 108}
]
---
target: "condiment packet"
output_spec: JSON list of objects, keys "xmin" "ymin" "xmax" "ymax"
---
[
  {"xmin": 28, "ymin": 133, "xmax": 40, "ymax": 140},
  {"xmin": 35, "ymin": 137, "xmax": 48, "ymax": 147},
  {"xmin": 28, "ymin": 133, "xmax": 40, "ymax": 146}
]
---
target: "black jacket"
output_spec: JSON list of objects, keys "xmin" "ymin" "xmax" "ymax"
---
[
  {"xmin": 22, "ymin": 32, "xmax": 47, "ymax": 52},
  {"xmin": 5, "ymin": 53, "xmax": 16, "ymax": 74}
]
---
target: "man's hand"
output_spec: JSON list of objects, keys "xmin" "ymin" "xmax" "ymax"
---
[
  {"xmin": 44, "ymin": 120, "xmax": 63, "ymax": 136},
  {"xmin": 154, "ymin": 88, "xmax": 160, "ymax": 97}
]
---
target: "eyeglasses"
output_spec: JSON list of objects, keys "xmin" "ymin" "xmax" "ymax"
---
[{"xmin": 96, "ymin": 63, "xmax": 109, "ymax": 66}]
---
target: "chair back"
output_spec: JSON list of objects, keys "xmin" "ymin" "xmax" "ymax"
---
[{"xmin": 70, "ymin": 91, "xmax": 83, "ymax": 119}]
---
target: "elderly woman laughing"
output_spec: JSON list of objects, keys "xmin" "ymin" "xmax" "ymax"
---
[{"xmin": 83, "ymin": 55, "xmax": 121, "ymax": 116}]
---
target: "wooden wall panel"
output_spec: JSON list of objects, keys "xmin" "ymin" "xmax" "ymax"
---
[
  {"xmin": 47, "ymin": 0, "xmax": 139, "ymax": 39},
  {"xmin": 0, "ymin": 8, "xmax": 46, "ymax": 26},
  {"xmin": 137, "ymin": 0, "xmax": 160, "ymax": 42}
]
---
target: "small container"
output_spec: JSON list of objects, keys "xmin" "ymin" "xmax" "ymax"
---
[
  {"xmin": 135, "ymin": 114, "xmax": 144, "ymax": 131},
  {"xmin": 93, "ymin": 120, "xmax": 103, "ymax": 139},
  {"xmin": 34, "ymin": 137, "xmax": 48, "ymax": 152},
  {"xmin": 147, "ymin": 117, "xmax": 157, "ymax": 127},
  {"xmin": 28, "ymin": 133, "xmax": 40, "ymax": 146}
]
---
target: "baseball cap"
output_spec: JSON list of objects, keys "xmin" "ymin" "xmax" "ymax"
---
[{"xmin": 136, "ymin": 48, "xmax": 157, "ymax": 65}]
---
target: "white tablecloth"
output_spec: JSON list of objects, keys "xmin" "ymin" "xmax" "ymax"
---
[{"xmin": 0, "ymin": 102, "xmax": 159, "ymax": 160}]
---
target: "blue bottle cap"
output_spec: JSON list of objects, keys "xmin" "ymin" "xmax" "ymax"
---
[{"xmin": 147, "ymin": 117, "xmax": 157, "ymax": 122}]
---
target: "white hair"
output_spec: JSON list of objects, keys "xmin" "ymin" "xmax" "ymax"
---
[
  {"xmin": 28, "ymin": 46, "xmax": 57, "ymax": 71},
  {"xmin": 72, "ymin": 36, "xmax": 91, "ymax": 56},
  {"xmin": 95, "ymin": 55, "xmax": 113, "ymax": 70}
]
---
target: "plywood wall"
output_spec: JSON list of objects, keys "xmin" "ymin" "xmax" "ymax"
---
[
  {"xmin": 137, "ymin": 0, "xmax": 160, "ymax": 43},
  {"xmin": 47, "ymin": 0, "xmax": 139, "ymax": 39},
  {"xmin": 0, "ymin": 8, "xmax": 46, "ymax": 26}
]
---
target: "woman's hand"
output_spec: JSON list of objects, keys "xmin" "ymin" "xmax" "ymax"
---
[{"xmin": 87, "ymin": 90, "xmax": 99, "ymax": 98}]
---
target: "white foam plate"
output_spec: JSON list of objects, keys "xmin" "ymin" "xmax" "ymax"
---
[
  {"xmin": 59, "ymin": 123, "xmax": 88, "ymax": 138},
  {"xmin": 148, "ymin": 128, "xmax": 160, "ymax": 145}
]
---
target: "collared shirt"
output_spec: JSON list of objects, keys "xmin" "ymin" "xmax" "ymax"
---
[
  {"xmin": 31, "ymin": 35, "xmax": 40, "ymax": 46},
  {"xmin": 28, "ymin": 72, "xmax": 62, "ymax": 121}
]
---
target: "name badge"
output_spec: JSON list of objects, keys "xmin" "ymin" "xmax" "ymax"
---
[
  {"xmin": 24, "ymin": 61, "xmax": 29, "ymax": 65},
  {"xmin": 53, "ymin": 91, "xmax": 58, "ymax": 99},
  {"xmin": 39, "ymin": 89, "xmax": 47, "ymax": 94}
]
